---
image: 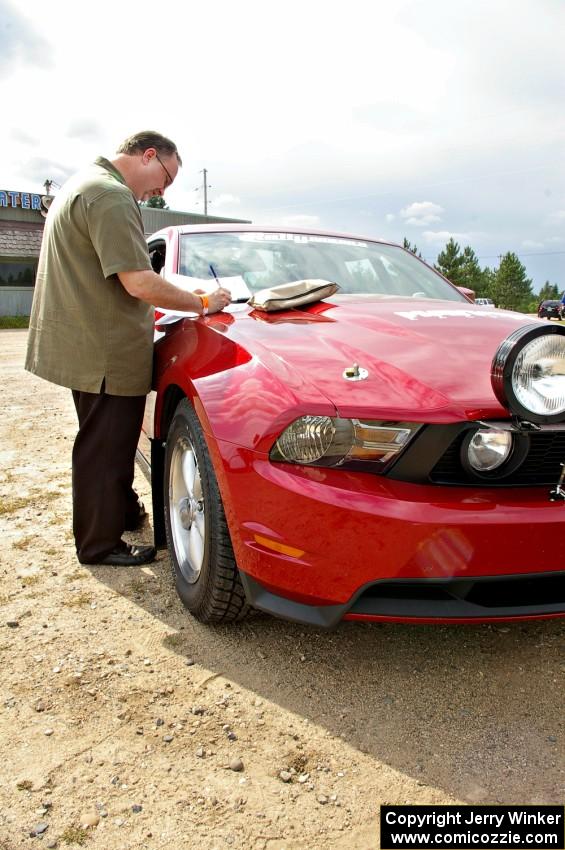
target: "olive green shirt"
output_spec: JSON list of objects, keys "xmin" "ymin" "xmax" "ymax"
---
[{"xmin": 25, "ymin": 157, "xmax": 153, "ymax": 396}]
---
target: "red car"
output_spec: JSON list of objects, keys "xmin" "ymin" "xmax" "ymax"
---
[{"xmin": 139, "ymin": 225, "xmax": 565, "ymax": 628}]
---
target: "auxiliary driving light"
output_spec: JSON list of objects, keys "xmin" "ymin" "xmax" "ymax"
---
[{"xmin": 491, "ymin": 324, "xmax": 565, "ymax": 423}]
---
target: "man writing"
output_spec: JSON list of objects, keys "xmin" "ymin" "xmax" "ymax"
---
[{"xmin": 25, "ymin": 131, "xmax": 231, "ymax": 566}]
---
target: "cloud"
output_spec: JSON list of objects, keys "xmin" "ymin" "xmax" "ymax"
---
[
  {"xmin": 403, "ymin": 0, "xmax": 565, "ymax": 115},
  {"xmin": 400, "ymin": 201, "xmax": 444, "ymax": 227},
  {"xmin": 422, "ymin": 230, "xmax": 474, "ymax": 244},
  {"xmin": 67, "ymin": 118, "xmax": 105, "ymax": 141},
  {"xmin": 385, "ymin": 213, "xmax": 395, "ymax": 222},
  {"xmin": 10, "ymin": 128, "xmax": 37, "ymax": 146},
  {"xmin": 211, "ymin": 193, "xmax": 241, "ymax": 209},
  {"xmin": 0, "ymin": 1, "xmax": 52, "ymax": 79},
  {"xmin": 522, "ymin": 240, "xmax": 544, "ymax": 250},
  {"xmin": 279, "ymin": 214, "xmax": 321, "ymax": 228},
  {"xmin": 353, "ymin": 101, "xmax": 426, "ymax": 132},
  {"xmin": 16, "ymin": 156, "xmax": 73, "ymax": 187},
  {"xmin": 548, "ymin": 210, "xmax": 565, "ymax": 223}
]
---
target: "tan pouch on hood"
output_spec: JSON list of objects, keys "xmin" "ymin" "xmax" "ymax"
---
[{"xmin": 248, "ymin": 279, "xmax": 340, "ymax": 312}]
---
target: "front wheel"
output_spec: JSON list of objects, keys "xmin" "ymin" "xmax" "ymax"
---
[{"xmin": 163, "ymin": 398, "xmax": 250, "ymax": 623}]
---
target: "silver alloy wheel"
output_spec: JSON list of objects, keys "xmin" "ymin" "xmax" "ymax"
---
[{"xmin": 168, "ymin": 436, "xmax": 205, "ymax": 584}]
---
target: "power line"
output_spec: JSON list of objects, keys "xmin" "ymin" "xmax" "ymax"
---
[
  {"xmin": 253, "ymin": 162, "xmax": 558, "ymax": 213},
  {"xmin": 476, "ymin": 251, "xmax": 565, "ymax": 259},
  {"xmin": 421, "ymin": 250, "xmax": 565, "ymax": 262}
]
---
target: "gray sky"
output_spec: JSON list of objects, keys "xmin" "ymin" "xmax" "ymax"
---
[{"xmin": 2, "ymin": 0, "xmax": 564, "ymax": 290}]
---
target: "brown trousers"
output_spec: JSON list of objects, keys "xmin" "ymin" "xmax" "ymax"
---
[{"xmin": 71, "ymin": 386, "xmax": 146, "ymax": 563}]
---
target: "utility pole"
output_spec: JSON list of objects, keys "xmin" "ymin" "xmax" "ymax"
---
[
  {"xmin": 195, "ymin": 169, "xmax": 211, "ymax": 215},
  {"xmin": 43, "ymin": 179, "xmax": 60, "ymax": 196}
]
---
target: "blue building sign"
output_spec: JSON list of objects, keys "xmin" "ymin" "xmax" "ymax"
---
[{"xmin": 0, "ymin": 190, "xmax": 43, "ymax": 211}]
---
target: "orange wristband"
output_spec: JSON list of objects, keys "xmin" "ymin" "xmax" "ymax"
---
[{"xmin": 198, "ymin": 293, "xmax": 209, "ymax": 313}]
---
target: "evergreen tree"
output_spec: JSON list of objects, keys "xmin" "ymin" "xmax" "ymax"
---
[
  {"xmin": 434, "ymin": 238, "xmax": 466, "ymax": 286},
  {"xmin": 491, "ymin": 252, "xmax": 533, "ymax": 311},
  {"xmin": 459, "ymin": 246, "xmax": 486, "ymax": 295},
  {"xmin": 434, "ymin": 239, "xmax": 488, "ymax": 297},
  {"xmin": 403, "ymin": 237, "xmax": 423, "ymax": 258},
  {"xmin": 537, "ymin": 281, "xmax": 560, "ymax": 302},
  {"xmin": 481, "ymin": 267, "xmax": 496, "ymax": 301}
]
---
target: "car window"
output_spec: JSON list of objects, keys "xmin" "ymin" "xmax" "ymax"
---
[
  {"xmin": 178, "ymin": 232, "xmax": 467, "ymax": 302},
  {"xmin": 148, "ymin": 240, "xmax": 166, "ymax": 276}
]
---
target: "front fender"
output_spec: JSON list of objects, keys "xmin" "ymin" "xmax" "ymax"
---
[{"xmin": 152, "ymin": 317, "xmax": 335, "ymax": 451}]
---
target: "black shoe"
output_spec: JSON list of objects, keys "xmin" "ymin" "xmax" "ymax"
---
[
  {"xmin": 124, "ymin": 500, "xmax": 147, "ymax": 531},
  {"xmin": 98, "ymin": 541, "xmax": 156, "ymax": 566}
]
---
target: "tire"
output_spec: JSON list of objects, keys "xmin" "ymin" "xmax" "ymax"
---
[{"xmin": 163, "ymin": 398, "xmax": 250, "ymax": 623}]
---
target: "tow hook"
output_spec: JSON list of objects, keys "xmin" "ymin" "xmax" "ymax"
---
[{"xmin": 549, "ymin": 464, "xmax": 565, "ymax": 502}]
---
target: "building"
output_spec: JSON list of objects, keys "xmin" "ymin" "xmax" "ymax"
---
[
  {"xmin": 0, "ymin": 189, "xmax": 46, "ymax": 316},
  {"xmin": 138, "ymin": 205, "xmax": 250, "ymax": 240},
  {"xmin": 0, "ymin": 188, "xmax": 250, "ymax": 316}
]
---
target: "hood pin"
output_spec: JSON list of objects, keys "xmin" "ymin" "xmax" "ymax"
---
[{"xmin": 343, "ymin": 363, "xmax": 368, "ymax": 381}]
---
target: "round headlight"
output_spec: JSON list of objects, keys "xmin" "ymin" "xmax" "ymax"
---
[
  {"xmin": 464, "ymin": 429, "xmax": 513, "ymax": 472},
  {"xmin": 491, "ymin": 324, "xmax": 565, "ymax": 423}
]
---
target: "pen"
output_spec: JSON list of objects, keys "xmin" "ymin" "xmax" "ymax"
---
[{"xmin": 209, "ymin": 264, "xmax": 220, "ymax": 287}]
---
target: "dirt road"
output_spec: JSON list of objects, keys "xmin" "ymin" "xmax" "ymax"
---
[{"xmin": 0, "ymin": 329, "xmax": 563, "ymax": 849}]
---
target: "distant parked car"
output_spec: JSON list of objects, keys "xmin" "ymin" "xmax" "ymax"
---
[
  {"xmin": 538, "ymin": 300, "xmax": 562, "ymax": 320},
  {"xmin": 475, "ymin": 297, "xmax": 495, "ymax": 307}
]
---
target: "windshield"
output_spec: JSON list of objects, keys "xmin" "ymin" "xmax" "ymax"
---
[{"xmin": 179, "ymin": 232, "xmax": 467, "ymax": 302}]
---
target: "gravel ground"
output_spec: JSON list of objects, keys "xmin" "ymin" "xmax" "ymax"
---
[{"xmin": 0, "ymin": 329, "xmax": 563, "ymax": 850}]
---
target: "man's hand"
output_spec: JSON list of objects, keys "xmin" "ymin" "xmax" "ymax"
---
[{"xmin": 206, "ymin": 287, "xmax": 232, "ymax": 314}]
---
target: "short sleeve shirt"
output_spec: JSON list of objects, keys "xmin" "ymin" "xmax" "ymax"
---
[{"xmin": 25, "ymin": 157, "xmax": 154, "ymax": 395}]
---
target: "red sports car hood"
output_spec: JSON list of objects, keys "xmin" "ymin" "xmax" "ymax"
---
[{"xmin": 227, "ymin": 297, "xmax": 540, "ymax": 422}]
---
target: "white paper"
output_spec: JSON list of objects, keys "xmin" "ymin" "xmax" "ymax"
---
[
  {"xmin": 155, "ymin": 273, "xmax": 252, "ymax": 326},
  {"xmin": 165, "ymin": 273, "xmax": 251, "ymax": 301},
  {"xmin": 213, "ymin": 275, "xmax": 252, "ymax": 301}
]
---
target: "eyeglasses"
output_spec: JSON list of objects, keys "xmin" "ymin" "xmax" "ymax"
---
[{"xmin": 155, "ymin": 153, "xmax": 174, "ymax": 189}]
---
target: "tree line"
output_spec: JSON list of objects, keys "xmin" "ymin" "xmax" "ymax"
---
[{"xmin": 403, "ymin": 237, "xmax": 560, "ymax": 312}]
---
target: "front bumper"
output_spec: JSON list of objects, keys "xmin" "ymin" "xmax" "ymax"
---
[
  {"xmin": 213, "ymin": 442, "xmax": 565, "ymax": 624},
  {"xmin": 240, "ymin": 570, "xmax": 565, "ymax": 628}
]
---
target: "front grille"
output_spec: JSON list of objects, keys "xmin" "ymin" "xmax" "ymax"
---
[
  {"xmin": 429, "ymin": 430, "xmax": 565, "ymax": 486},
  {"xmin": 348, "ymin": 573, "xmax": 565, "ymax": 619}
]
